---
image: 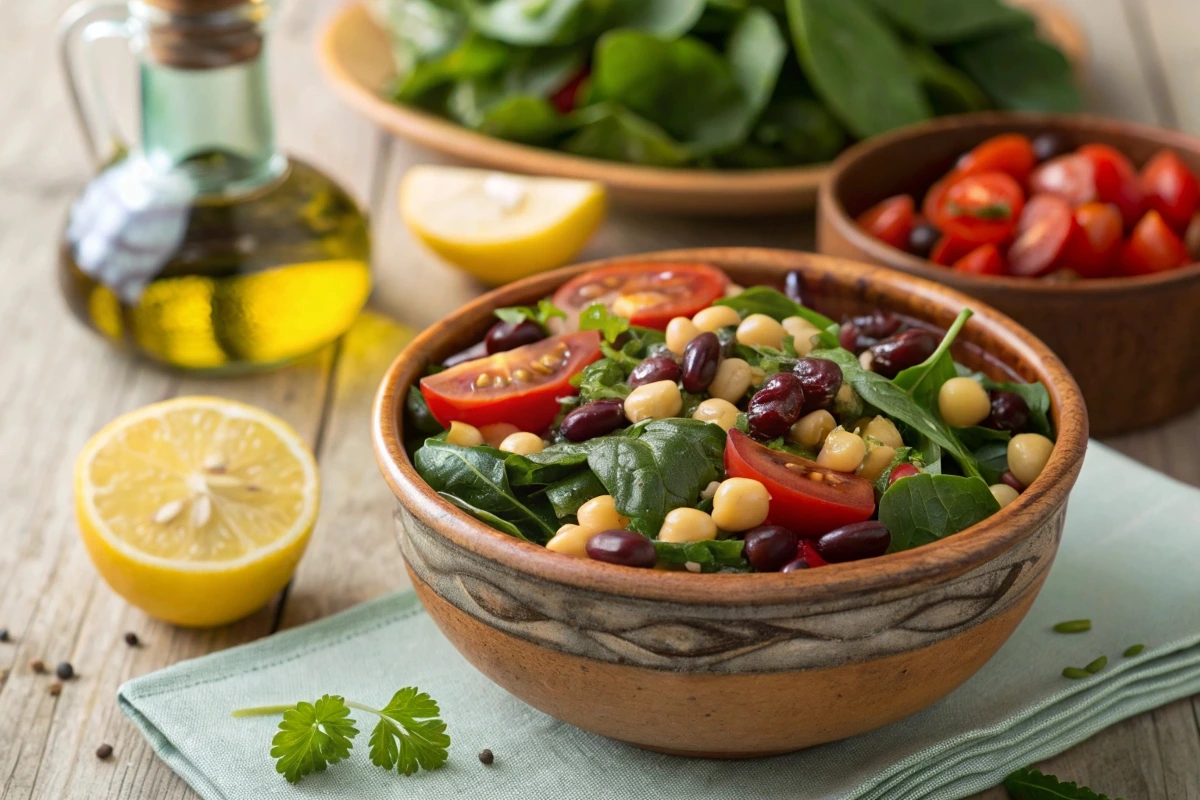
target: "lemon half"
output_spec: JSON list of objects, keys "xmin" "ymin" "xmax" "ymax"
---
[
  {"xmin": 400, "ymin": 166, "xmax": 606, "ymax": 285},
  {"xmin": 75, "ymin": 397, "xmax": 319, "ymax": 627}
]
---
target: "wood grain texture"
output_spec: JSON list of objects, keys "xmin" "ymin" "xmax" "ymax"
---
[{"xmin": 0, "ymin": 0, "xmax": 1197, "ymax": 797}]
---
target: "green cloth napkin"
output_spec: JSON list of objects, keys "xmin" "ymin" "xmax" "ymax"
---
[{"xmin": 119, "ymin": 442, "xmax": 1200, "ymax": 800}]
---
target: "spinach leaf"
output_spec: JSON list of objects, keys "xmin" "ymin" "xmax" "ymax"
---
[
  {"xmin": 451, "ymin": 90, "xmax": 565, "ymax": 144},
  {"xmin": 584, "ymin": 436, "xmax": 668, "ymax": 535},
  {"xmin": 879, "ymin": 473, "xmax": 1000, "ymax": 552},
  {"xmin": 614, "ymin": 0, "xmax": 708, "ymax": 36},
  {"xmin": 949, "ymin": 30, "xmax": 1081, "ymax": 113},
  {"xmin": 438, "ymin": 492, "xmax": 530, "ymax": 540},
  {"xmin": 905, "ymin": 44, "xmax": 990, "ymax": 116},
  {"xmin": 961, "ymin": 370, "xmax": 1054, "ymax": 438},
  {"xmin": 653, "ymin": 539, "xmax": 750, "ymax": 573},
  {"xmin": 955, "ymin": 425, "xmax": 1010, "ymax": 452},
  {"xmin": 405, "ymin": 387, "xmax": 444, "ymax": 436},
  {"xmin": 973, "ymin": 439, "xmax": 1009, "ymax": 485},
  {"xmin": 867, "ymin": 0, "xmax": 1034, "ymax": 44},
  {"xmin": 579, "ymin": 302, "xmax": 630, "ymax": 343},
  {"xmin": 506, "ymin": 443, "xmax": 592, "ymax": 486},
  {"xmin": 471, "ymin": 0, "xmax": 704, "ymax": 47},
  {"xmin": 716, "ymin": 285, "xmax": 835, "ymax": 330},
  {"xmin": 377, "ymin": 0, "xmax": 467, "ymax": 69},
  {"xmin": 746, "ymin": 94, "xmax": 844, "ymax": 165},
  {"xmin": 494, "ymin": 298, "xmax": 566, "ymax": 329},
  {"xmin": 571, "ymin": 358, "xmax": 630, "ymax": 401},
  {"xmin": 727, "ymin": 8, "xmax": 787, "ymax": 117},
  {"xmin": 631, "ymin": 418, "xmax": 727, "ymax": 511},
  {"xmin": 394, "ymin": 33, "xmax": 510, "ymax": 102},
  {"xmin": 562, "ymin": 103, "xmax": 692, "ymax": 167},
  {"xmin": 892, "ymin": 308, "xmax": 971, "ymax": 409},
  {"xmin": 415, "ymin": 440, "xmax": 558, "ymax": 542},
  {"xmin": 785, "ymin": 0, "xmax": 931, "ymax": 138},
  {"xmin": 544, "ymin": 470, "xmax": 607, "ymax": 518}
]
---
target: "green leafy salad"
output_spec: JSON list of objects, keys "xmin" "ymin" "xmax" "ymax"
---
[
  {"xmin": 374, "ymin": 0, "xmax": 1081, "ymax": 168},
  {"xmin": 407, "ymin": 262, "xmax": 1058, "ymax": 573}
]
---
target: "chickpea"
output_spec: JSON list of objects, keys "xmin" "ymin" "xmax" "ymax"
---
[
  {"xmin": 938, "ymin": 377, "xmax": 992, "ymax": 428},
  {"xmin": 724, "ymin": 282, "xmax": 745, "ymax": 297},
  {"xmin": 856, "ymin": 444, "xmax": 896, "ymax": 483},
  {"xmin": 862, "ymin": 416, "xmax": 904, "ymax": 449},
  {"xmin": 666, "ymin": 316, "xmax": 700, "ymax": 355},
  {"xmin": 1008, "ymin": 433, "xmax": 1054, "ymax": 487},
  {"xmin": 692, "ymin": 305, "xmax": 741, "ymax": 332},
  {"xmin": 499, "ymin": 431, "xmax": 544, "ymax": 455},
  {"xmin": 480, "ymin": 422, "xmax": 520, "ymax": 448},
  {"xmin": 736, "ymin": 314, "xmax": 787, "ymax": 349},
  {"xmin": 546, "ymin": 524, "xmax": 592, "ymax": 558},
  {"xmin": 708, "ymin": 358, "xmax": 753, "ymax": 403},
  {"xmin": 859, "ymin": 350, "xmax": 875, "ymax": 371},
  {"xmin": 818, "ymin": 427, "xmax": 868, "ymax": 473},
  {"xmin": 577, "ymin": 495, "xmax": 630, "ymax": 533},
  {"xmin": 989, "ymin": 483, "xmax": 1020, "ymax": 508},
  {"xmin": 782, "ymin": 316, "xmax": 821, "ymax": 355},
  {"xmin": 711, "ymin": 478, "xmax": 771, "ymax": 532},
  {"xmin": 446, "ymin": 421, "xmax": 483, "ymax": 447},
  {"xmin": 700, "ymin": 480, "xmax": 721, "ymax": 500},
  {"xmin": 624, "ymin": 380, "xmax": 683, "ymax": 423},
  {"xmin": 790, "ymin": 409, "xmax": 836, "ymax": 450},
  {"xmin": 692, "ymin": 398, "xmax": 740, "ymax": 431},
  {"xmin": 658, "ymin": 507, "xmax": 719, "ymax": 544}
]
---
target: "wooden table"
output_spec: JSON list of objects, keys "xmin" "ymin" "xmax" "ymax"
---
[{"xmin": 2, "ymin": 0, "xmax": 1198, "ymax": 797}]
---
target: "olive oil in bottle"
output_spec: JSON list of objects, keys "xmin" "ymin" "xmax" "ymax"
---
[{"xmin": 58, "ymin": 0, "xmax": 370, "ymax": 372}]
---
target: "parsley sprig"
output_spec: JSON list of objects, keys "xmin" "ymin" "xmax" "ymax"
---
[
  {"xmin": 1005, "ymin": 767, "xmax": 1122, "ymax": 799},
  {"xmin": 233, "ymin": 688, "xmax": 449, "ymax": 784}
]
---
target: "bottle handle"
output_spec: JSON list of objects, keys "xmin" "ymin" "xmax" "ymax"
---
[{"xmin": 58, "ymin": 1, "xmax": 134, "ymax": 167}]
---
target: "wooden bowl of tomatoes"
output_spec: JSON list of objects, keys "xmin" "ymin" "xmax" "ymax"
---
[{"xmin": 817, "ymin": 112, "xmax": 1200, "ymax": 436}]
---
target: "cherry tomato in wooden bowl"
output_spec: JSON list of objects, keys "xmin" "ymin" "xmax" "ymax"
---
[
  {"xmin": 953, "ymin": 243, "xmax": 1005, "ymax": 276},
  {"xmin": 1078, "ymin": 144, "xmax": 1145, "ymax": 228},
  {"xmin": 1140, "ymin": 149, "xmax": 1200, "ymax": 232},
  {"xmin": 1063, "ymin": 202, "xmax": 1123, "ymax": 277},
  {"xmin": 855, "ymin": 195, "xmax": 914, "ymax": 250},
  {"xmin": 1008, "ymin": 194, "xmax": 1081, "ymax": 277},
  {"xmin": 420, "ymin": 330, "xmax": 602, "ymax": 432},
  {"xmin": 953, "ymin": 133, "xmax": 1037, "ymax": 185},
  {"xmin": 1120, "ymin": 209, "xmax": 1189, "ymax": 276},
  {"xmin": 552, "ymin": 262, "xmax": 728, "ymax": 330},
  {"xmin": 1029, "ymin": 152, "xmax": 1096, "ymax": 207},
  {"xmin": 930, "ymin": 172, "xmax": 1024, "ymax": 245}
]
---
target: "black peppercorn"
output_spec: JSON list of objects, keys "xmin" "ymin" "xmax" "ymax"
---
[
  {"xmin": 124, "ymin": 632, "xmax": 140, "ymax": 647},
  {"xmin": 56, "ymin": 662, "xmax": 75, "ymax": 681},
  {"xmin": 96, "ymin": 744, "xmax": 114, "ymax": 760},
  {"xmin": 30, "ymin": 659, "xmax": 46, "ymax": 674},
  {"xmin": 0, "ymin": 629, "xmax": 9, "ymax": 642},
  {"xmin": 478, "ymin": 748, "xmax": 494, "ymax": 765}
]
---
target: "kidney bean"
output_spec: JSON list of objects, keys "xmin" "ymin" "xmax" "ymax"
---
[
  {"xmin": 628, "ymin": 355, "xmax": 681, "ymax": 389},
  {"xmin": 681, "ymin": 332, "xmax": 721, "ymax": 393},
  {"xmin": 586, "ymin": 529, "xmax": 657, "ymax": 568},
  {"xmin": 838, "ymin": 322, "xmax": 866, "ymax": 353},
  {"xmin": 815, "ymin": 521, "xmax": 891, "ymax": 563},
  {"xmin": 908, "ymin": 221, "xmax": 940, "ymax": 258},
  {"xmin": 442, "ymin": 341, "xmax": 488, "ymax": 367},
  {"xmin": 1001, "ymin": 470, "xmax": 1026, "ymax": 492},
  {"xmin": 746, "ymin": 373, "xmax": 805, "ymax": 440},
  {"xmin": 784, "ymin": 270, "xmax": 810, "ymax": 307},
  {"xmin": 888, "ymin": 462, "xmax": 920, "ymax": 485},
  {"xmin": 1032, "ymin": 132, "xmax": 1068, "ymax": 162},
  {"xmin": 781, "ymin": 557, "xmax": 810, "ymax": 572},
  {"xmin": 485, "ymin": 320, "xmax": 544, "ymax": 354},
  {"xmin": 560, "ymin": 399, "xmax": 627, "ymax": 442},
  {"xmin": 792, "ymin": 357, "xmax": 842, "ymax": 413},
  {"xmin": 851, "ymin": 309, "xmax": 903, "ymax": 340},
  {"xmin": 743, "ymin": 526, "xmax": 800, "ymax": 572},
  {"xmin": 984, "ymin": 390, "xmax": 1030, "ymax": 432},
  {"xmin": 868, "ymin": 329, "xmax": 939, "ymax": 378}
]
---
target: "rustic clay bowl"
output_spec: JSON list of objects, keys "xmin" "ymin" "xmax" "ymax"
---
[
  {"xmin": 318, "ymin": 2, "xmax": 1085, "ymax": 215},
  {"xmin": 817, "ymin": 112, "xmax": 1200, "ymax": 436},
  {"xmin": 372, "ymin": 248, "xmax": 1088, "ymax": 757}
]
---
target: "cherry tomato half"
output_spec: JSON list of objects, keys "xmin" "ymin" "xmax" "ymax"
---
[
  {"xmin": 1008, "ymin": 194, "xmax": 1081, "ymax": 277},
  {"xmin": 1062, "ymin": 202, "xmax": 1123, "ymax": 278},
  {"xmin": 1120, "ymin": 209, "xmax": 1189, "ymax": 276},
  {"xmin": 552, "ymin": 263, "xmax": 729, "ymax": 330},
  {"xmin": 953, "ymin": 243, "xmax": 1005, "ymax": 276},
  {"xmin": 856, "ymin": 194, "xmax": 915, "ymax": 250},
  {"xmin": 1078, "ymin": 144, "xmax": 1145, "ymax": 229},
  {"xmin": 1030, "ymin": 153, "xmax": 1097, "ymax": 207},
  {"xmin": 930, "ymin": 234, "xmax": 977, "ymax": 266},
  {"xmin": 420, "ymin": 331, "xmax": 602, "ymax": 432},
  {"xmin": 932, "ymin": 171, "xmax": 1025, "ymax": 245},
  {"xmin": 955, "ymin": 133, "xmax": 1037, "ymax": 185},
  {"xmin": 550, "ymin": 69, "xmax": 589, "ymax": 114},
  {"xmin": 723, "ymin": 430, "xmax": 875, "ymax": 537},
  {"xmin": 1140, "ymin": 149, "xmax": 1199, "ymax": 233}
]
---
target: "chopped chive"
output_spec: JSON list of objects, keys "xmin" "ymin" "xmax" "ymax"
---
[
  {"xmin": 1062, "ymin": 667, "xmax": 1091, "ymax": 680},
  {"xmin": 1084, "ymin": 655, "xmax": 1107, "ymax": 674},
  {"xmin": 1123, "ymin": 644, "xmax": 1145, "ymax": 658},
  {"xmin": 1053, "ymin": 619, "xmax": 1091, "ymax": 634}
]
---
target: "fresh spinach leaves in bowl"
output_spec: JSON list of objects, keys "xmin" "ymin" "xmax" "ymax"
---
[{"xmin": 374, "ymin": 0, "xmax": 1081, "ymax": 169}]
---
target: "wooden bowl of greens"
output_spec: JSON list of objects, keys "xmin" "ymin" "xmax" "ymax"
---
[
  {"xmin": 319, "ymin": 0, "xmax": 1085, "ymax": 214},
  {"xmin": 372, "ymin": 248, "xmax": 1088, "ymax": 756}
]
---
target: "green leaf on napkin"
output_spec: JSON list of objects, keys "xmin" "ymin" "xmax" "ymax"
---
[
  {"xmin": 269, "ymin": 695, "xmax": 359, "ymax": 784},
  {"xmin": 1004, "ymin": 767, "xmax": 1123, "ymax": 800},
  {"xmin": 367, "ymin": 687, "xmax": 452, "ymax": 776}
]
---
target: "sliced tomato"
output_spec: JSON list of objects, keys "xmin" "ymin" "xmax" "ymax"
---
[
  {"xmin": 930, "ymin": 234, "xmax": 977, "ymax": 266},
  {"xmin": 922, "ymin": 177, "xmax": 953, "ymax": 223},
  {"xmin": 856, "ymin": 194, "xmax": 915, "ymax": 250},
  {"xmin": 1140, "ymin": 149, "xmax": 1199, "ymax": 232},
  {"xmin": 1077, "ymin": 144, "xmax": 1145, "ymax": 229},
  {"xmin": 552, "ymin": 263, "xmax": 729, "ymax": 330},
  {"xmin": 1008, "ymin": 194, "xmax": 1081, "ymax": 277},
  {"xmin": 1062, "ymin": 202, "xmax": 1123, "ymax": 278},
  {"xmin": 1120, "ymin": 210, "xmax": 1189, "ymax": 276},
  {"xmin": 723, "ymin": 430, "xmax": 875, "ymax": 537},
  {"xmin": 931, "ymin": 171, "xmax": 1024, "ymax": 245},
  {"xmin": 955, "ymin": 133, "xmax": 1037, "ymax": 185},
  {"xmin": 420, "ymin": 331, "xmax": 602, "ymax": 432},
  {"xmin": 550, "ymin": 69, "xmax": 589, "ymax": 114},
  {"xmin": 953, "ymin": 243, "xmax": 1005, "ymax": 276},
  {"xmin": 1030, "ymin": 153, "xmax": 1097, "ymax": 207},
  {"xmin": 797, "ymin": 539, "xmax": 828, "ymax": 568}
]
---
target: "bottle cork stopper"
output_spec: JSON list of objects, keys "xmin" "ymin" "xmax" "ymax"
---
[
  {"xmin": 141, "ymin": 0, "xmax": 263, "ymax": 69},
  {"xmin": 142, "ymin": 0, "xmax": 249, "ymax": 13}
]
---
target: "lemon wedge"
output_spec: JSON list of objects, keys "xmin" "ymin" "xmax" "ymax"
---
[
  {"xmin": 400, "ymin": 166, "xmax": 606, "ymax": 285},
  {"xmin": 75, "ymin": 397, "xmax": 319, "ymax": 627}
]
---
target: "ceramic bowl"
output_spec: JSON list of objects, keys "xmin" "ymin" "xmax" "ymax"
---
[
  {"xmin": 817, "ymin": 111, "xmax": 1200, "ymax": 436},
  {"xmin": 318, "ymin": 2, "xmax": 1085, "ymax": 215},
  {"xmin": 372, "ymin": 248, "xmax": 1088, "ymax": 757}
]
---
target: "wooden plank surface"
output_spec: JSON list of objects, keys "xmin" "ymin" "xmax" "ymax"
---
[{"xmin": 0, "ymin": 0, "xmax": 1198, "ymax": 798}]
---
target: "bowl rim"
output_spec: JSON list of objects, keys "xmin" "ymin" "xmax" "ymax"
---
[
  {"xmin": 372, "ymin": 248, "xmax": 1089, "ymax": 606},
  {"xmin": 820, "ymin": 110, "xmax": 1200, "ymax": 294}
]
